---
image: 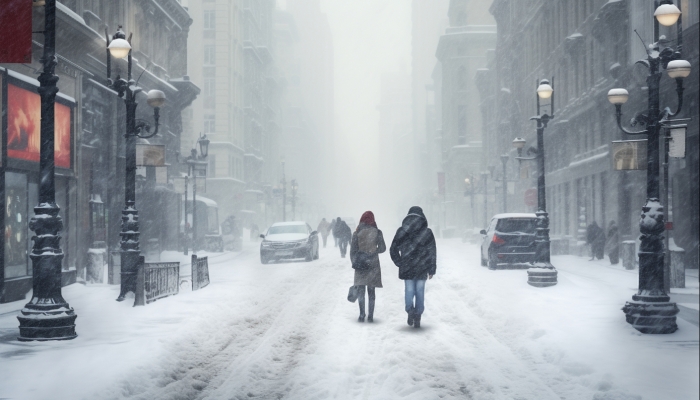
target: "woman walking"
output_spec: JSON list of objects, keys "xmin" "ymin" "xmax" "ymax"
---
[{"xmin": 350, "ymin": 211, "xmax": 386, "ymax": 322}]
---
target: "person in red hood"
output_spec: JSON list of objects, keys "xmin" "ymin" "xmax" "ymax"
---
[{"xmin": 350, "ymin": 211, "xmax": 386, "ymax": 322}]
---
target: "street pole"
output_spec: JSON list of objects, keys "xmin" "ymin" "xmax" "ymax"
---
[
  {"xmin": 17, "ymin": 0, "xmax": 77, "ymax": 341},
  {"xmin": 609, "ymin": 1, "xmax": 688, "ymax": 333},
  {"xmin": 184, "ymin": 175, "xmax": 188, "ymax": 256},
  {"xmin": 533, "ymin": 79, "xmax": 553, "ymax": 269},
  {"xmin": 193, "ymin": 166, "xmax": 198, "ymax": 253},
  {"xmin": 105, "ymin": 26, "xmax": 163, "ymax": 302},
  {"xmin": 281, "ymin": 163, "xmax": 287, "ymax": 222},
  {"xmin": 482, "ymin": 173, "xmax": 488, "ymax": 227},
  {"xmin": 501, "ymin": 154, "xmax": 509, "ymax": 213}
]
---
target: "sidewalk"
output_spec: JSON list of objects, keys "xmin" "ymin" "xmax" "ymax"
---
[{"xmin": 670, "ymin": 268, "xmax": 699, "ymax": 326}]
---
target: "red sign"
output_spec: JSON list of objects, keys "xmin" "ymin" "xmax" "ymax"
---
[
  {"xmin": 665, "ymin": 222, "xmax": 673, "ymax": 230},
  {"xmin": 437, "ymin": 172, "xmax": 445, "ymax": 196},
  {"xmin": 524, "ymin": 188, "xmax": 537, "ymax": 207},
  {"xmin": 0, "ymin": 0, "xmax": 32, "ymax": 63},
  {"xmin": 7, "ymin": 83, "xmax": 72, "ymax": 169}
]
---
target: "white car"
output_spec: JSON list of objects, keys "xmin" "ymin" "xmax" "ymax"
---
[{"xmin": 259, "ymin": 221, "xmax": 319, "ymax": 264}]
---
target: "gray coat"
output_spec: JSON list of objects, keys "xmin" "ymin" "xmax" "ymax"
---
[{"xmin": 351, "ymin": 225, "xmax": 386, "ymax": 288}]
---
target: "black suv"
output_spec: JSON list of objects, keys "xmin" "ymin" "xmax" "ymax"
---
[{"xmin": 480, "ymin": 213, "xmax": 537, "ymax": 269}]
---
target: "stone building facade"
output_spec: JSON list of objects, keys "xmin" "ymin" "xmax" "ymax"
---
[
  {"xmin": 0, "ymin": 0, "xmax": 198, "ymax": 302},
  {"xmin": 478, "ymin": 0, "xmax": 698, "ymax": 265}
]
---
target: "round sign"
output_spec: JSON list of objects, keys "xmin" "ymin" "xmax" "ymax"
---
[{"xmin": 524, "ymin": 188, "xmax": 537, "ymax": 207}]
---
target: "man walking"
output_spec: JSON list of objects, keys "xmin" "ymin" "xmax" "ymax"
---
[
  {"xmin": 336, "ymin": 217, "xmax": 352, "ymax": 258},
  {"xmin": 390, "ymin": 206, "xmax": 437, "ymax": 328}
]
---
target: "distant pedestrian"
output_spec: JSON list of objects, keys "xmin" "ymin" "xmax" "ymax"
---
[
  {"xmin": 586, "ymin": 221, "xmax": 605, "ymax": 260},
  {"xmin": 390, "ymin": 206, "xmax": 437, "ymax": 328},
  {"xmin": 350, "ymin": 211, "xmax": 386, "ymax": 322},
  {"xmin": 606, "ymin": 220, "xmax": 620, "ymax": 265},
  {"xmin": 329, "ymin": 218, "xmax": 338, "ymax": 247},
  {"xmin": 317, "ymin": 218, "xmax": 331, "ymax": 248},
  {"xmin": 336, "ymin": 217, "xmax": 352, "ymax": 258}
]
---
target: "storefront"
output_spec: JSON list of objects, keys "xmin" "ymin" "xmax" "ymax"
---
[{"xmin": 0, "ymin": 68, "xmax": 76, "ymax": 303}]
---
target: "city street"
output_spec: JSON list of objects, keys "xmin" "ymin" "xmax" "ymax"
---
[{"xmin": 0, "ymin": 238, "xmax": 697, "ymax": 400}]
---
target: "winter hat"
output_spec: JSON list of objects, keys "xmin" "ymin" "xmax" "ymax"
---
[
  {"xmin": 407, "ymin": 206, "xmax": 425, "ymax": 219},
  {"xmin": 359, "ymin": 211, "xmax": 377, "ymax": 228}
]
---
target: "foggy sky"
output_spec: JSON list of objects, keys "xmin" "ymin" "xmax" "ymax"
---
[{"xmin": 314, "ymin": 0, "xmax": 413, "ymax": 226}]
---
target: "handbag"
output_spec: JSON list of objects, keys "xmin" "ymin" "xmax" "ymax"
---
[
  {"xmin": 352, "ymin": 251, "xmax": 373, "ymax": 271},
  {"xmin": 347, "ymin": 285, "xmax": 359, "ymax": 303}
]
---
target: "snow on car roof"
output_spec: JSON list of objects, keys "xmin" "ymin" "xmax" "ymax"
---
[
  {"xmin": 492, "ymin": 213, "xmax": 537, "ymax": 219},
  {"xmin": 270, "ymin": 221, "xmax": 307, "ymax": 226}
]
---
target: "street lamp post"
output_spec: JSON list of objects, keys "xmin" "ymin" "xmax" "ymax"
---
[
  {"xmin": 17, "ymin": 0, "xmax": 77, "ymax": 341},
  {"xmin": 607, "ymin": 1, "xmax": 689, "ymax": 334},
  {"xmin": 105, "ymin": 26, "xmax": 166, "ymax": 302},
  {"xmin": 291, "ymin": 179, "xmax": 298, "ymax": 220},
  {"xmin": 281, "ymin": 161, "xmax": 287, "ymax": 222},
  {"xmin": 464, "ymin": 176, "xmax": 475, "ymax": 229},
  {"xmin": 500, "ymin": 154, "xmax": 509, "ymax": 213},
  {"xmin": 513, "ymin": 78, "xmax": 557, "ymax": 287},
  {"xmin": 184, "ymin": 135, "xmax": 210, "ymax": 254}
]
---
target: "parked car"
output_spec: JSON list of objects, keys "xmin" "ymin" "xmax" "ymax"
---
[
  {"xmin": 259, "ymin": 221, "xmax": 319, "ymax": 264},
  {"xmin": 480, "ymin": 213, "xmax": 537, "ymax": 269}
]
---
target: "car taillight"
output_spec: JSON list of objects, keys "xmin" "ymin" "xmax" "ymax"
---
[{"xmin": 492, "ymin": 234, "xmax": 505, "ymax": 244}]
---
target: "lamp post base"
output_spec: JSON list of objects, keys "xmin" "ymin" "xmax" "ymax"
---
[
  {"xmin": 622, "ymin": 299, "xmax": 679, "ymax": 334},
  {"xmin": 527, "ymin": 263, "xmax": 558, "ymax": 287},
  {"xmin": 17, "ymin": 311, "xmax": 77, "ymax": 341}
]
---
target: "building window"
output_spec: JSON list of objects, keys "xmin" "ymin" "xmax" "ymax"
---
[
  {"xmin": 203, "ymin": 78, "xmax": 215, "ymax": 109},
  {"xmin": 208, "ymin": 154, "xmax": 216, "ymax": 178},
  {"xmin": 204, "ymin": 114, "xmax": 215, "ymax": 134},
  {"xmin": 204, "ymin": 45, "xmax": 215, "ymax": 66},
  {"xmin": 457, "ymin": 105, "xmax": 467, "ymax": 145},
  {"xmin": 203, "ymin": 10, "xmax": 215, "ymax": 30}
]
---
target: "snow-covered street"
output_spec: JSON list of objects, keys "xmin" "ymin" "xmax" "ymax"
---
[{"xmin": 0, "ymin": 238, "xmax": 698, "ymax": 400}]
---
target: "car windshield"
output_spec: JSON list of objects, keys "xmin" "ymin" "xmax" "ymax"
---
[
  {"xmin": 268, "ymin": 225, "xmax": 308, "ymax": 235},
  {"xmin": 496, "ymin": 218, "xmax": 536, "ymax": 234}
]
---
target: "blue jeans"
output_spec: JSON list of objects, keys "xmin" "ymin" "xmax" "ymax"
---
[{"xmin": 404, "ymin": 279, "xmax": 426, "ymax": 316}]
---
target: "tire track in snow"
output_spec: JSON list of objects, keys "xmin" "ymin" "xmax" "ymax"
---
[{"xmin": 98, "ymin": 251, "xmax": 345, "ymax": 400}]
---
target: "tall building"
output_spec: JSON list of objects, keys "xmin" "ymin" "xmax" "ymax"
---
[
  {"xmin": 433, "ymin": 0, "xmax": 496, "ymax": 232},
  {"xmin": 0, "ymin": 0, "xmax": 198, "ymax": 302},
  {"xmin": 285, "ymin": 0, "xmax": 334, "ymax": 208},
  {"xmin": 412, "ymin": 0, "xmax": 450, "ymax": 208},
  {"xmin": 186, "ymin": 0, "xmax": 279, "ymax": 229},
  {"xmin": 479, "ymin": 0, "xmax": 698, "ymax": 266}
]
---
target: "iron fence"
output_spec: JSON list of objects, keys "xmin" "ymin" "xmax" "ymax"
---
[
  {"xmin": 192, "ymin": 255, "xmax": 210, "ymax": 291},
  {"xmin": 135, "ymin": 256, "xmax": 181, "ymax": 306}
]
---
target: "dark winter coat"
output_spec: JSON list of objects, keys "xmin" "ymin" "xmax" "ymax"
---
[
  {"xmin": 606, "ymin": 221, "xmax": 620, "ymax": 264},
  {"xmin": 390, "ymin": 207, "xmax": 437, "ymax": 280},
  {"xmin": 336, "ymin": 220, "xmax": 352, "ymax": 243},
  {"xmin": 351, "ymin": 224, "xmax": 386, "ymax": 287},
  {"xmin": 329, "ymin": 219, "xmax": 337, "ymax": 237},
  {"xmin": 586, "ymin": 223, "xmax": 605, "ymax": 247}
]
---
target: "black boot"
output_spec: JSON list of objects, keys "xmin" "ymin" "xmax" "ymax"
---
[
  {"xmin": 358, "ymin": 296, "xmax": 365, "ymax": 322},
  {"xmin": 413, "ymin": 314, "xmax": 421, "ymax": 328},
  {"xmin": 407, "ymin": 308, "xmax": 414, "ymax": 326},
  {"xmin": 367, "ymin": 288, "xmax": 375, "ymax": 322}
]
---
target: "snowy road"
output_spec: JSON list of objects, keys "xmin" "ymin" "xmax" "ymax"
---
[{"xmin": 0, "ymin": 239, "xmax": 698, "ymax": 400}]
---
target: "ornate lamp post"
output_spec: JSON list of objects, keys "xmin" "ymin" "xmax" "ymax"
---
[
  {"xmin": 500, "ymin": 154, "xmax": 509, "ymax": 213},
  {"xmin": 17, "ymin": 0, "xmax": 77, "ymax": 341},
  {"xmin": 607, "ymin": 1, "xmax": 689, "ymax": 334},
  {"xmin": 105, "ymin": 26, "xmax": 166, "ymax": 301},
  {"xmin": 513, "ymin": 78, "xmax": 557, "ymax": 287}
]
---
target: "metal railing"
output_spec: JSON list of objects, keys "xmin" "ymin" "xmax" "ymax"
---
[
  {"xmin": 192, "ymin": 254, "xmax": 210, "ymax": 291},
  {"xmin": 135, "ymin": 256, "xmax": 181, "ymax": 306}
]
